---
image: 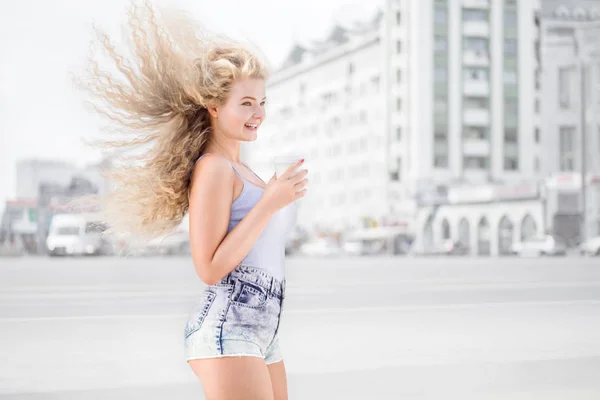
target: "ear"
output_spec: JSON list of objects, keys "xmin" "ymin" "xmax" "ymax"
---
[{"xmin": 207, "ymin": 104, "xmax": 219, "ymax": 119}]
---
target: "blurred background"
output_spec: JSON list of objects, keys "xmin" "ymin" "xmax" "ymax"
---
[
  {"xmin": 2, "ymin": 1, "xmax": 600, "ymax": 399},
  {"xmin": 2, "ymin": 0, "xmax": 600, "ymax": 259}
]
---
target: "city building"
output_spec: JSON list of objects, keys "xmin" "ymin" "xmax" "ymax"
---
[
  {"xmin": 247, "ymin": 0, "xmax": 547, "ymax": 255},
  {"xmin": 246, "ymin": 11, "xmax": 387, "ymax": 233},
  {"xmin": 1, "ymin": 158, "xmax": 111, "ymax": 254},
  {"xmin": 540, "ymin": 0, "xmax": 600, "ymax": 243}
]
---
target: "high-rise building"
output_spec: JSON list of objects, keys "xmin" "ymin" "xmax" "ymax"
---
[
  {"xmin": 248, "ymin": 1, "xmax": 546, "ymax": 255},
  {"xmin": 540, "ymin": 0, "xmax": 600, "ymax": 242}
]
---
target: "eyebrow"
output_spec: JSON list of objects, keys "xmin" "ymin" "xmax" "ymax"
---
[{"xmin": 240, "ymin": 96, "xmax": 267, "ymax": 101}]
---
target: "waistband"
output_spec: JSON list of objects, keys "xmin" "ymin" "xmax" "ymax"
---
[{"xmin": 219, "ymin": 264, "xmax": 286, "ymax": 299}]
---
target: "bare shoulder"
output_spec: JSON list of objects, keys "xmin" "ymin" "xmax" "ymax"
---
[{"xmin": 189, "ymin": 153, "xmax": 235, "ymax": 199}]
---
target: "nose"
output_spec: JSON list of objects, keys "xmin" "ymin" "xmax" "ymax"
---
[{"xmin": 253, "ymin": 104, "xmax": 265, "ymax": 119}]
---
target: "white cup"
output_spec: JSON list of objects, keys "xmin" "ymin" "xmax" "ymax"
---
[{"xmin": 273, "ymin": 155, "xmax": 303, "ymax": 178}]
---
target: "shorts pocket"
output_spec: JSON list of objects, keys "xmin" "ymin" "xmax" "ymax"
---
[
  {"xmin": 184, "ymin": 291, "xmax": 216, "ymax": 339},
  {"xmin": 230, "ymin": 280, "xmax": 268, "ymax": 309}
]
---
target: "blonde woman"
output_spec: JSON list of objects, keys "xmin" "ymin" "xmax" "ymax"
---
[{"xmin": 80, "ymin": 2, "xmax": 308, "ymax": 399}]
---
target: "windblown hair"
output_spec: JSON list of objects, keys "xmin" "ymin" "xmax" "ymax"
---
[{"xmin": 77, "ymin": 0, "xmax": 269, "ymax": 240}]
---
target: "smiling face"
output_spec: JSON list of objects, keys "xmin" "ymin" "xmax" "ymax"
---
[{"xmin": 209, "ymin": 78, "xmax": 266, "ymax": 142}]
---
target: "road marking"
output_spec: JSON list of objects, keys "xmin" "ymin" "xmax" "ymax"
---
[{"xmin": 1, "ymin": 300, "xmax": 600, "ymax": 322}]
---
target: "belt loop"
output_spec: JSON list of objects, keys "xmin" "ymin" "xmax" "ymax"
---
[{"xmin": 269, "ymin": 276, "xmax": 275, "ymax": 297}]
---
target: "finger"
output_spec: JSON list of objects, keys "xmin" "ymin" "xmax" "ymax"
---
[
  {"xmin": 294, "ymin": 188, "xmax": 308, "ymax": 199},
  {"xmin": 294, "ymin": 178, "xmax": 308, "ymax": 189},
  {"xmin": 291, "ymin": 169, "xmax": 308, "ymax": 183},
  {"xmin": 281, "ymin": 159, "xmax": 304, "ymax": 180}
]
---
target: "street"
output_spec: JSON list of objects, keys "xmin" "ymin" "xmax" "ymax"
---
[{"xmin": 1, "ymin": 256, "xmax": 599, "ymax": 399}]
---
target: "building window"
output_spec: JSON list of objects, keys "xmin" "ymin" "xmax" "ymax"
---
[
  {"xmin": 441, "ymin": 219, "xmax": 451, "ymax": 240},
  {"xmin": 503, "ymin": 69, "xmax": 517, "ymax": 85},
  {"xmin": 397, "ymin": 40, "xmax": 402, "ymax": 54},
  {"xmin": 396, "ymin": 157, "xmax": 402, "ymax": 181},
  {"xmin": 534, "ymin": 156, "xmax": 540, "ymax": 172},
  {"xmin": 435, "ymin": 98, "xmax": 447, "ymax": 113},
  {"xmin": 463, "ymin": 37, "xmax": 489, "ymax": 54},
  {"xmin": 535, "ymin": 98, "xmax": 540, "ymax": 113},
  {"xmin": 464, "ymin": 126, "xmax": 488, "ymax": 140},
  {"xmin": 396, "ymin": 127, "xmax": 402, "ymax": 141},
  {"xmin": 463, "ymin": 9, "xmax": 489, "ymax": 21},
  {"xmin": 359, "ymin": 110, "xmax": 367, "ymax": 123},
  {"xmin": 559, "ymin": 126, "xmax": 575, "ymax": 171},
  {"xmin": 558, "ymin": 67, "xmax": 573, "ymax": 109},
  {"xmin": 504, "ymin": 39, "xmax": 518, "ymax": 56},
  {"xmin": 396, "ymin": 10, "xmax": 401, "ymax": 25},
  {"xmin": 504, "ymin": 10, "xmax": 517, "ymax": 27},
  {"xmin": 463, "ymin": 67, "xmax": 489, "ymax": 82},
  {"xmin": 504, "ymin": 157, "xmax": 519, "ymax": 170},
  {"xmin": 434, "ymin": 155, "xmax": 449, "ymax": 168},
  {"xmin": 505, "ymin": 98, "xmax": 518, "ymax": 117},
  {"xmin": 397, "ymin": 98, "xmax": 402, "ymax": 111},
  {"xmin": 504, "ymin": 128, "xmax": 518, "ymax": 142},
  {"xmin": 435, "ymin": 36, "xmax": 447, "ymax": 53},
  {"xmin": 463, "ymin": 96, "xmax": 489, "ymax": 109},
  {"xmin": 464, "ymin": 156, "xmax": 489, "ymax": 169},
  {"xmin": 435, "ymin": 67, "xmax": 447, "ymax": 82},
  {"xmin": 348, "ymin": 63, "xmax": 354, "ymax": 76},
  {"xmin": 435, "ymin": 7, "xmax": 447, "ymax": 24},
  {"xmin": 371, "ymin": 75, "xmax": 380, "ymax": 93},
  {"xmin": 535, "ymin": 127, "xmax": 540, "ymax": 143},
  {"xmin": 397, "ymin": 68, "xmax": 402, "ymax": 83}
]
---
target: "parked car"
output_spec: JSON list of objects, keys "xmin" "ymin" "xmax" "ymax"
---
[
  {"xmin": 46, "ymin": 213, "xmax": 111, "ymax": 256},
  {"xmin": 579, "ymin": 236, "xmax": 600, "ymax": 256},
  {"xmin": 511, "ymin": 235, "xmax": 567, "ymax": 257}
]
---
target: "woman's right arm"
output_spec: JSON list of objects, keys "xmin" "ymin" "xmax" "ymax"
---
[{"xmin": 188, "ymin": 154, "xmax": 276, "ymax": 285}]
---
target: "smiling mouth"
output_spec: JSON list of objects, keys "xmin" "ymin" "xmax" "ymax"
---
[{"xmin": 244, "ymin": 123, "xmax": 259, "ymax": 130}]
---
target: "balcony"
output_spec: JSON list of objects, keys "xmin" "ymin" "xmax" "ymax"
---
[
  {"xmin": 463, "ymin": 50, "xmax": 490, "ymax": 67},
  {"xmin": 462, "ymin": 0, "xmax": 490, "ymax": 9},
  {"xmin": 463, "ymin": 81, "xmax": 490, "ymax": 96},
  {"xmin": 462, "ymin": 21, "xmax": 490, "ymax": 37},
  {"xmin": 463, "ymin": 139, "xmax": 490, "ymax": 157},
  {"xmin": 463, "ymin": 108, "xmax": 490, "ymax": 125}
]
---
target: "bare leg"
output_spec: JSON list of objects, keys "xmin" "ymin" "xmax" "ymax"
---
[
  {"xmin": 267, "ymin": 359, "xmax": 288, "ymax": 400},
  {"xmin": 188, "ymin": 356, "xmax": 274, "ymax": 400}
]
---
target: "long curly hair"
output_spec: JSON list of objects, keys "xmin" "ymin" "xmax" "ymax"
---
[{"xmin": 76, "ymin": 0, "xmax": 269, "ymax": 240}]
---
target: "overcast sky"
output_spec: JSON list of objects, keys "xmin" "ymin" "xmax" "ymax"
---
[{"xmin": 0, "ymin": 0, "xmax": 380, "ymax": 210}]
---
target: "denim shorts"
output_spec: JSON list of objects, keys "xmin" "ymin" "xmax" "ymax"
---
[{"xmin": 183, "ymin": 264, "xmax": 286, "ymax": 365}]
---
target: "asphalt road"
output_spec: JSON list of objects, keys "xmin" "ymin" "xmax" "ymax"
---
[{"xmin": 1, "ymin": 255, "xmax": 599, "ymax": 399}]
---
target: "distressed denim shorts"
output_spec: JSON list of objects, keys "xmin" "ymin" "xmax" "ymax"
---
[{"xmin": 183, "ymin": 264, "xmax": 286, "ymax": 365}]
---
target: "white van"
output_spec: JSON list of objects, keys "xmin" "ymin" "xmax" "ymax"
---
[{"xmin": 46, "ymin": 213, "xmax": 109, "ymax": 256}]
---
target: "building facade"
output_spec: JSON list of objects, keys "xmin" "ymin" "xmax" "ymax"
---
[
  {"xmin": 248, "ymin": 1, "xmax": 547, "ymax": 255},
  {"xmin": 540, "ymin": 0, "xmax": 600, "ymax": 242},
  {"xmin": 247, "ymin": 13, "xmax": 387, "ymax": 232}
]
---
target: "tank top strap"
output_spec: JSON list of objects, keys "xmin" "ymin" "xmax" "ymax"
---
[
  {"xmin": 192, "ymin": 152, "xmax": 246, "ymax": 182},
  {"xmin": 227, "ymin": 162, "xmax": 246, "ymax": 182}
]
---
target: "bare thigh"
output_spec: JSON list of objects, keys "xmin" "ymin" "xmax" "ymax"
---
[
  {"xmin": 188, "ymin": 357, "xmax": 274, "ymax": 400},
  {"xmin": 267, "ymin": 360, "xmax": 288, "ymax": 400}
]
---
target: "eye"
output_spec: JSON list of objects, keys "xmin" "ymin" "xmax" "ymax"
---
[
  {"xmin": 242, "ymin": 101, "xmax": 252, "ymax": 106},
  {"xmin": 260, "ymin": 101, "xmax": 266, "ymax": 106}
]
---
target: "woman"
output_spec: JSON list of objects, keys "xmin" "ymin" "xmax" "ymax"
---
[{"xmin": 80, "ymin": 2, "xmax": 308, "ymax": 399}]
